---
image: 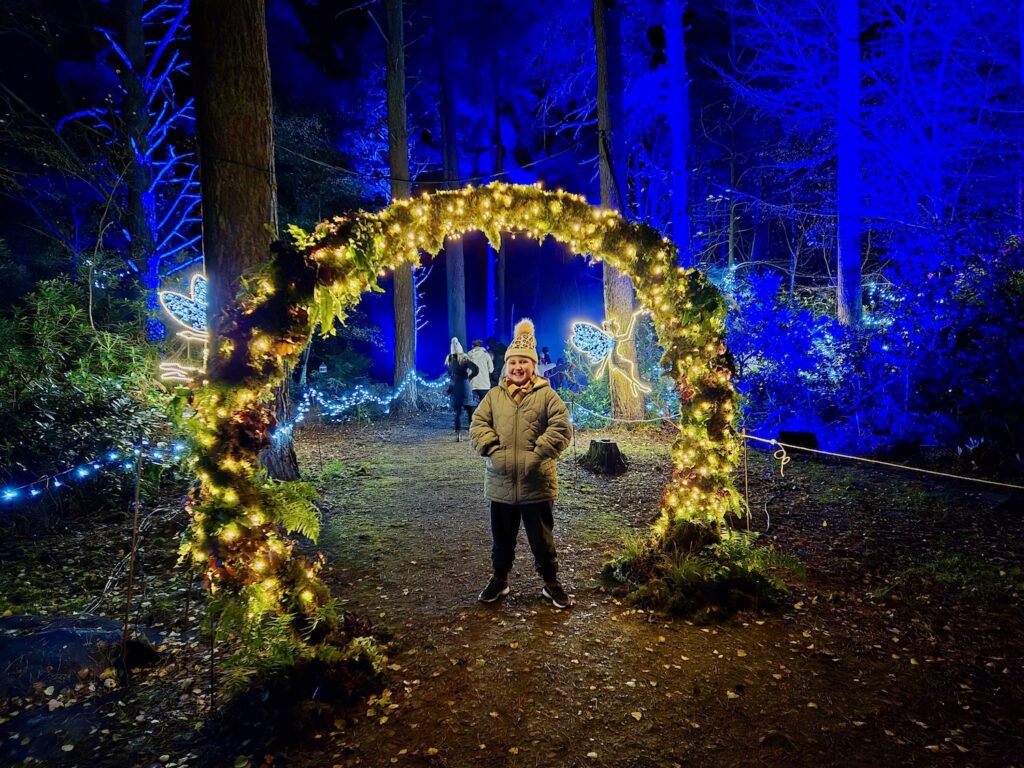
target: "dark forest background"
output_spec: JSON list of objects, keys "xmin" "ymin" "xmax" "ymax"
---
[{"xmin": 1, "ymin": 0, "xmax": 1022, "ymax": 504}]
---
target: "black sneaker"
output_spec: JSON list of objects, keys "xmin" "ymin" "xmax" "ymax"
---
[
  {"xmin": 542, "ymin": 581, "xmax": 573, "ymax": 609},
  {"xmin": 478, "ymin": 576, "xmax": 510, "ymax": 603}
]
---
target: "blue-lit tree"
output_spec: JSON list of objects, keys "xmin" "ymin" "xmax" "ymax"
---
[
  {"xmin": 57, "ymin": 0, "xmax": 201, "ymax": 337},
  {"xmin": 861, "ymin": 0, "xmax": 1024, "ymax": 260},
  {"xmin": 710, "ymin": 0, "xmax": 864, "ymax": 324},
  {"xmin": 715, "ymin": 0, "xmax": 1024, "ymax": 313}
]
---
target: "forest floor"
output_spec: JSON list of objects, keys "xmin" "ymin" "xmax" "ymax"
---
[{"xmin": 1, "ymin": 411, "xmax": 1023, "ymax": 767}]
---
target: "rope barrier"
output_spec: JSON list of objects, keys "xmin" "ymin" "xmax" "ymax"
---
[
  {"xmin": 740, "ymin": 432, "xmax": 1024, "ymax": 492},
  {"xmin": 570, "ymin": 401, "xmax": 679, "ymax": 424},
  {"xmin": 563, "ymin": 402, "xmax": 1023, "ymax": 492}
]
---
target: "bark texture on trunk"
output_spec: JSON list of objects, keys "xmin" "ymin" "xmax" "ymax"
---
[
  {"xmin": 837, "ymin": 0, "xmax": 862, "ymax": 327},
  {"xmin": 192, "ymin": 0, "xmax": 298, "ymax": 479},
  {"xmin": 123, "ymin": 0, "xmax": 156, "ymax": 280},
  {"xmin": 385, "ymin": 0, "xmax": 417, "ymax": 413},
  {"xmin": 664, "ymin": 0, "xmax": 691, "ymax": 265},
  {"xmin": 438, "ymin": 34, "xmax": 467, "ymax": 349},
  {"xmin": 593, "ymin": 0, "xmax": 643, "ymax": 422}
]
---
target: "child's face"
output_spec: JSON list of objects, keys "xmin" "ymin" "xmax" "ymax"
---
[{"xmin": 506, "ymin": 355, "xmax": 535, "ymax": 385}]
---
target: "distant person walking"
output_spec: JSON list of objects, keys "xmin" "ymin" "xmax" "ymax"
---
[
  {"xmin": 489, "ymin": 339, "xmax": 507, "ymax": 387},
  {"xmin": 470, "ymin": 319, "xmax": 574, "ymax": 609},
  {"xmin": 446, "ymin": 338, "xmax": 479, "ymax": 442},
  {"xmin": 467, "ymin": 339, "xmax": 494, "ymax": 404}
]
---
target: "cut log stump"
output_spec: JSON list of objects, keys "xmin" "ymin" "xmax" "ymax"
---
[{"xmin": 581, "ymin": 438, "xmax": 627, "ymax": 475}]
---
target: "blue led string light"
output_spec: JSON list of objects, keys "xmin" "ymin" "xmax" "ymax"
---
[
  {"xmin": 273, "ymin": 371, "xmax": 447, "ymax": 443},
  {"xmin": 1, "ymin": 442, "xmax": 188, "ymax": 505}
]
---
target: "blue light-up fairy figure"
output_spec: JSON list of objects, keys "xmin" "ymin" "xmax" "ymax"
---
[{"xmin": 569, "ymin": 309, "xmax": 652, "ymax": 397}]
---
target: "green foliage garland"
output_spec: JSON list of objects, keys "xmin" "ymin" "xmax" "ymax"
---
[{"xmin": 184, "ymin": 182, "xmax": 741, "ymax": 669}]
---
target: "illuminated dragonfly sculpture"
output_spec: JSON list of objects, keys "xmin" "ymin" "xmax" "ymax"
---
[
  {"xmin": 569, "ymin": 308, "xmax": 652, "ymax": 397},
  {"xmin": 158, "ymin": 272, "xmax": 208, "ymax": 382}
]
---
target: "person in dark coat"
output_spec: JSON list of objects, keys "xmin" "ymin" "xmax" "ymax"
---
[
  {"xmin": 488, "ymin": 339, "xmax": 507, "ymax": 387},
  {"xmin": 446, "ymin": 338, "xmax": 479, "ymax": 442}
]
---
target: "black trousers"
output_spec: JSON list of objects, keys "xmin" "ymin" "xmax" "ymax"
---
[
  {"xmin": 490, "ymin": 500, "xmax": 558, "ymax": 582},
  {"xmin": 454, "ymin": 405, "xmax": 473, "ymax": 430}
]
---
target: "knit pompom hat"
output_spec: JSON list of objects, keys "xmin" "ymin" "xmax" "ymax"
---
[
  {"xmin": 450, "ymin": 337, "xmax": 464, "ymax": 355},
  {"xmin": 505, "ymin": 318, "xmax": 539, "ymax": 365}
]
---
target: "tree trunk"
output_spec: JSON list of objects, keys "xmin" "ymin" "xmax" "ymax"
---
[
  {"xmin": 258, "ymin": 383, "xmax": 300, "ymax": 480},
  {"xmin": 497, "ymin": 236, "xmax": 507, "ymax": 340},
  {"xmin": 593, "ymin": 0, "xmax": 643, "ymax": 422},
  {"xmin": 438, "ymin": 37, "xmax": 466, "ymax": 348},
  {"xmin": 837, "ymin": 0, "xmax": 862, "ymax": 326},
  {"xmin": 122, "ymin": 0, "xmax": 157, "ymax": 299},
  {"xmin": 664, "ymin": 0, "xmax": 691, "ymax": 265},
  {"xmin": 385, "ymin": 0, "xmax": 417, "ymax": 413},
  {"xmin": 192, "ymin": 0, "xmax": 299, "ymax": 480},
  {"xmin": 490, "ymin": 85, "xmax": 503, "ymax": 340}
]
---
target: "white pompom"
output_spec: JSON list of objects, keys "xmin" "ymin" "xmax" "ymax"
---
[{"xmin": 513, "ymin": 318, "xmax": 535, "ymax": 338}]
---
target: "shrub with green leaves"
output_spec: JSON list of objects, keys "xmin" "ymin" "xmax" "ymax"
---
[{"xmin": 0, "ymin": 278, "xmax": 172, "ymax": 508}]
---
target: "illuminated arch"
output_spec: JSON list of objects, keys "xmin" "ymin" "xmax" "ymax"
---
[{"xmin": 184, "ymin": 182, "xmax": 741, "ymax": 664}]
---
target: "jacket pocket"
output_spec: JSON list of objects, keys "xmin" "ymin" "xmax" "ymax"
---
[
  {"xmin": 523, "ymin": 450, "xmax": 543, "ymax": 479},
  {"xmin": 486, "ymin": 446, "xmax": 508, "ymax": 475}
]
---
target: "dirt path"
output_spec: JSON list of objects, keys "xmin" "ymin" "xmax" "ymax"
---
[{"xmin": 291, "ymin": 413, "xmax": 1024, "ymax": 768}]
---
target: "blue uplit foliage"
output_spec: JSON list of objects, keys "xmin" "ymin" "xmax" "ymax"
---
[
  {"xmin": 724, "ymin": 239, "xmax": 1024, "ymax": 470},
  {"xmin": 858, "ymin": 242, "xmax": 1024, "ymax": 468},
  {"xmin": 723, "ymin": 269, "xmax": 853, "ymax": 445}
]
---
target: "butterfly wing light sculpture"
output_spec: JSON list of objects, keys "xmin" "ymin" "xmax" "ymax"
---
[{"xmin": 158, "ymin": 273, "xmax": 208, "ymax": 382}]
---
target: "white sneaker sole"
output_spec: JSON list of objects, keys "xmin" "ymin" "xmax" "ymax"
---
[
  {"xmin": 478, "ymin": 585, "xmax": 510, "ymax": 603},
  {"xmin": 542, "ymin": 587, "xmax": 573, "ymax": 609}
]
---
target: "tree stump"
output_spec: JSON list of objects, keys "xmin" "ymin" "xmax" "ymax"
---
[{"xmin": 581, "ymin": 438, "xmax": 628, "ymax": 474}]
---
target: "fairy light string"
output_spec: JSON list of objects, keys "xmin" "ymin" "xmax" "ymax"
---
[
  {"xmin": 1, "ymin": 442, "xmax": 188, "ymax": 504},
  {"xmin": 271, "ymin": 371, "xmax": 447, "ymax": 444}
]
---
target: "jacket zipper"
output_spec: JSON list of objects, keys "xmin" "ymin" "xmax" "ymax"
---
[{"xmin": 511, "ymin": 391, "xmax": 520, "ymax": 505}]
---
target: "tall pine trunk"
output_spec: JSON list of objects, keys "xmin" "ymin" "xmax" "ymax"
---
[
  {"xmin": 192, "ymin": 0, "xmax": 299, "ymax": 480},
  {"xmin": 837, "ymin": 0, "xmax": 862, "ymax": 326},
  {"xmin": 122, "ymin": 0, "xmax": 157, "ymax": 298},
  {"xmin": 664, "ymin": 0, "xmax": 691, "ymax": 265},
  {"xmin": 386, "ymin": 0, "xmax": 417, "ymax": 412},
  {"xmin": 438, "ymin": 37, "xmax": 466, "ymax": 349},
  {"xmin": 594, "ymin": 0, "xmax": 643, "ymax": 422},
  {"xmin": 492, "ymin": 82, "xmax": 506, "ymax": 341}
]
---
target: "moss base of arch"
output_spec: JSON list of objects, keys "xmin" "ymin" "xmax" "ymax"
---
[{"xmin": 601, "ymin": 524, "xmax": 804, "ymax": 623}]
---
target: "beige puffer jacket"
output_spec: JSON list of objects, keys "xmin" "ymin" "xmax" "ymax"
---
[{"xmin": 469, "ymin": 377, "xmax": 572, "ymax": 504}]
